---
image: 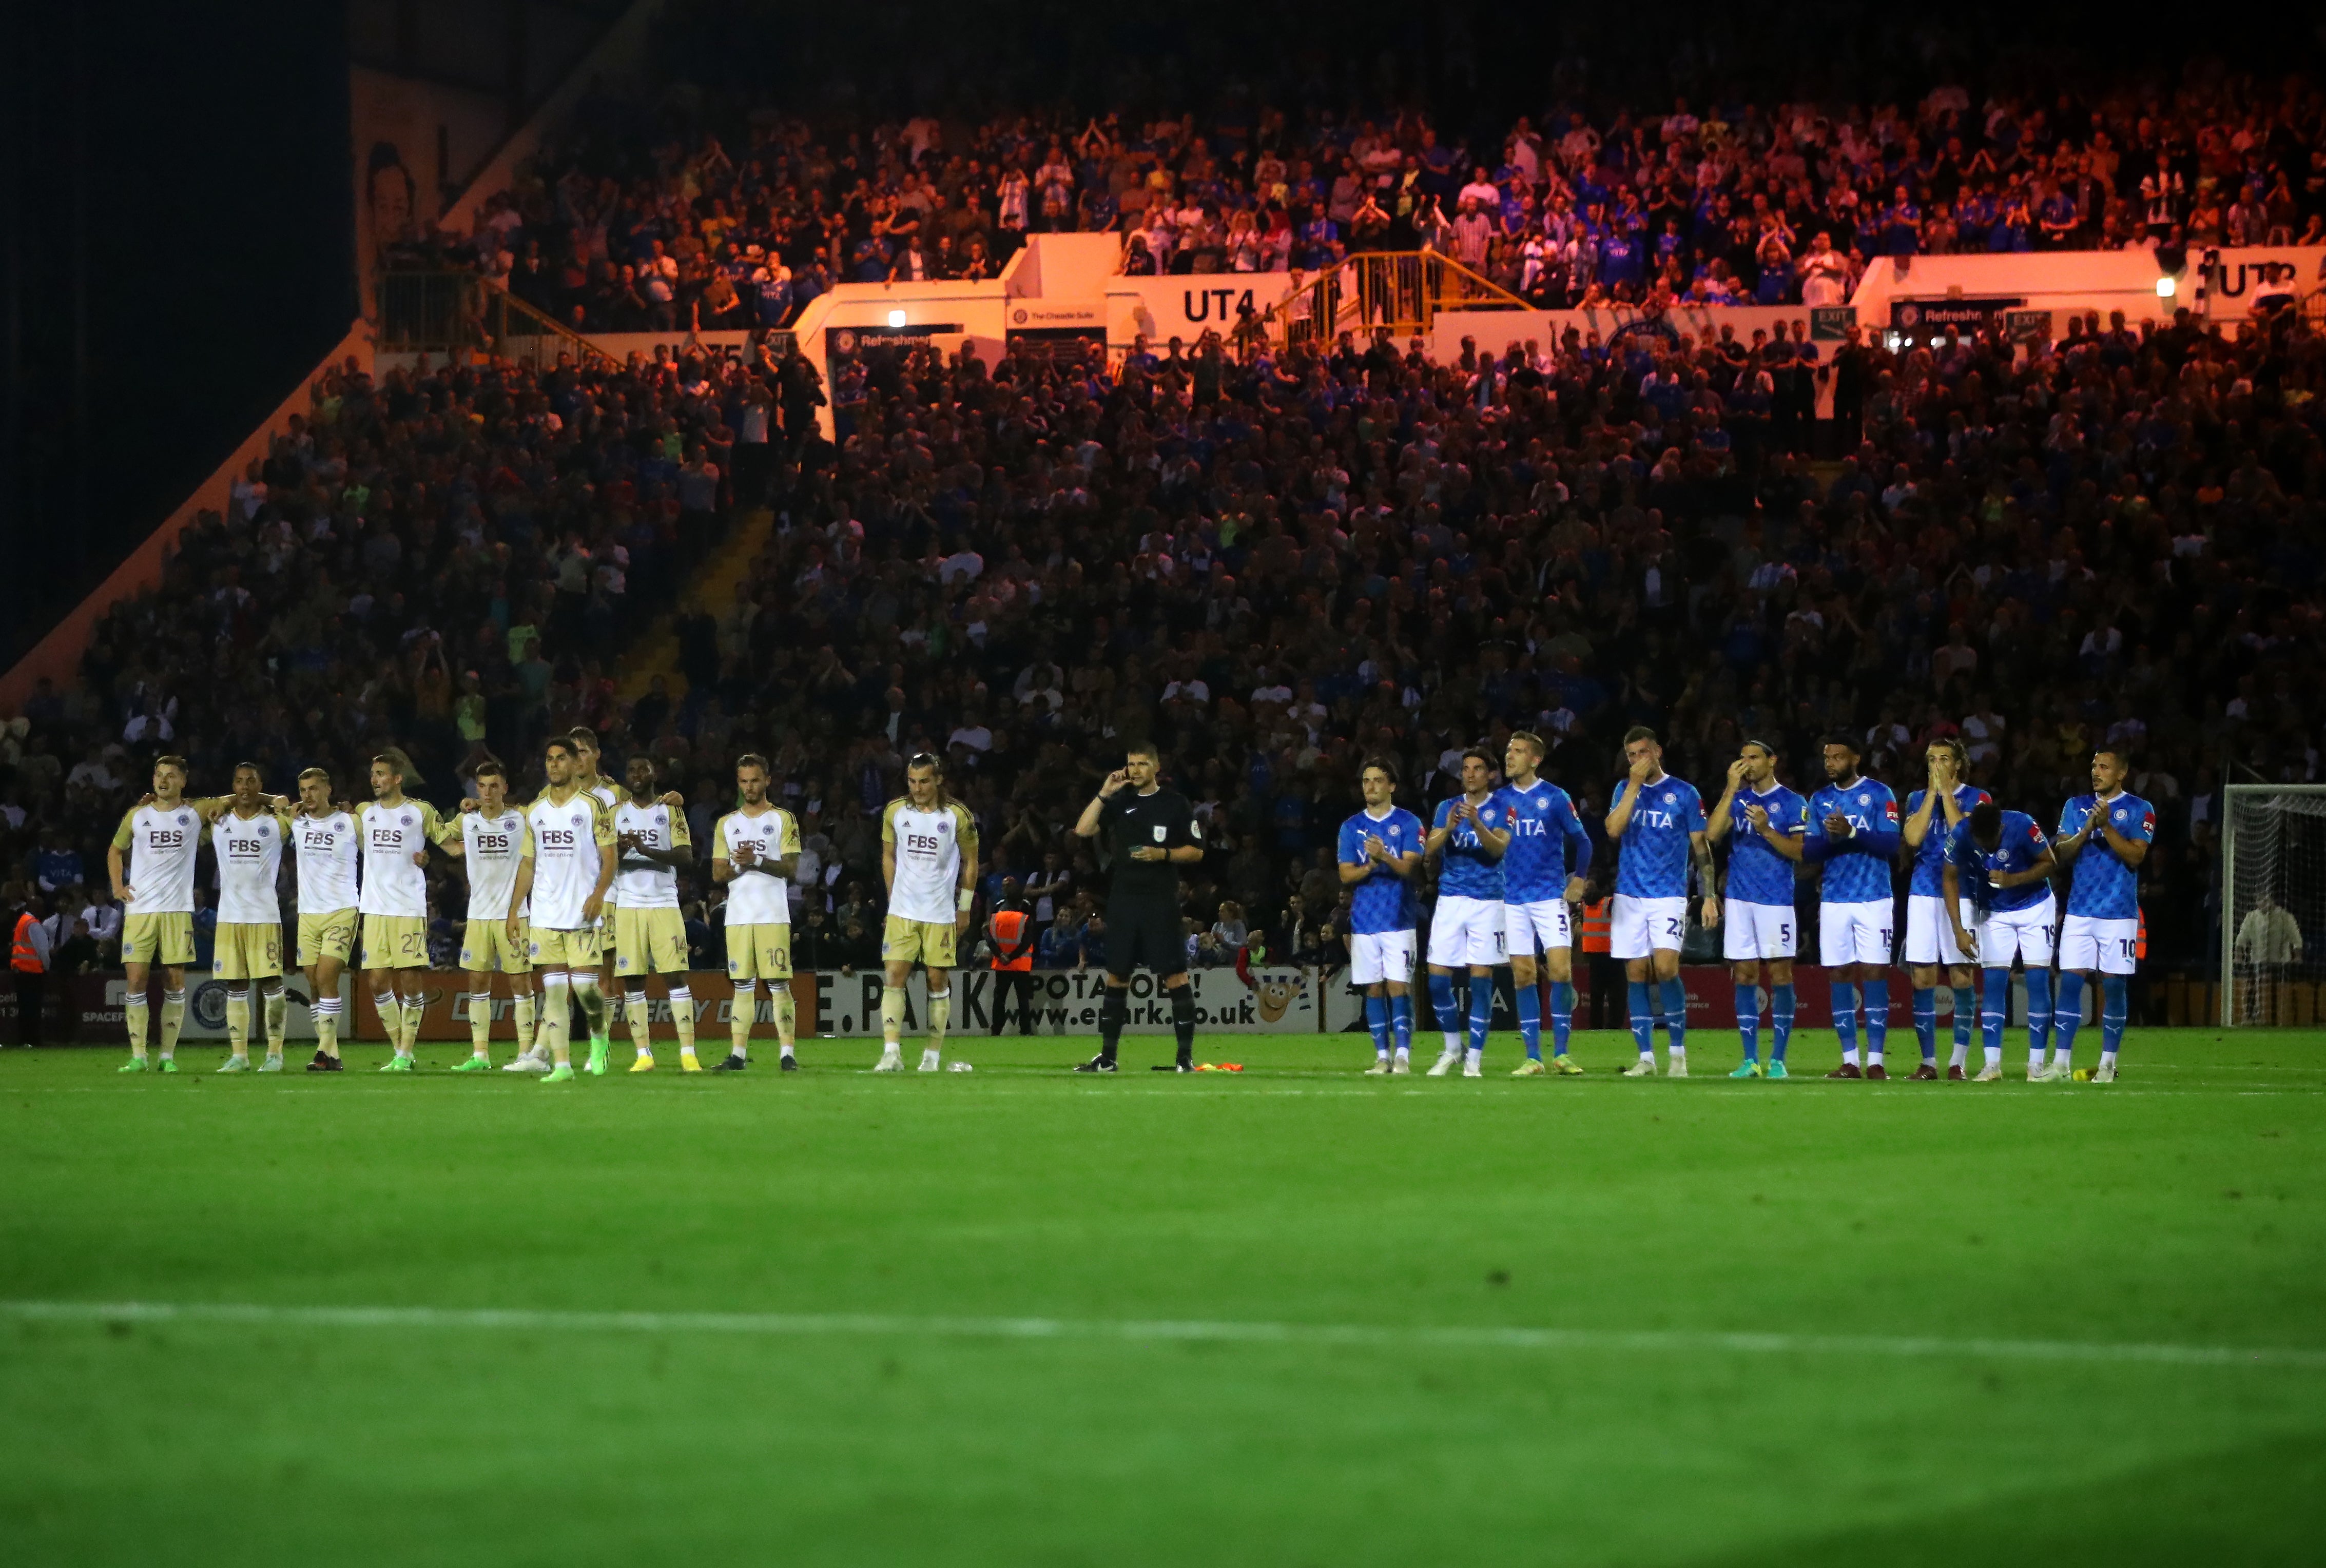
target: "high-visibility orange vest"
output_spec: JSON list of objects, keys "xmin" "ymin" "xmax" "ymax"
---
[
  {"xmin": 1580, "ymin": 899, "xmax": 1612, "ymax": 953},
  {"xmin": 988, "ymin": 907, "xmax": 1034, "ymax": 971},
  {"xmin": 2135, "ymin": 909, "xmax": 2147, "ymax": 961},
  {"xmin": 10, "ymin": 912, "xmax": 41, "ymax": 974}
]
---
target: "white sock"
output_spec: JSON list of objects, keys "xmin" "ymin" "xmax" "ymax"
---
[
  {"xmin": 1463, "ymin": 1046, "xmax": 1482, "ymax": 1068},
  {"xmin": 1841, "ymin": 1046, "xmax": 1858, "ymax": 1066},
  {"xmin": 1442, "ymin": 1033, "xmax": 1461, "ymax": 1055},
  {"xmin": 1865, "ymin": 1048, "xmax": 1882, "ymax": 1066},
  {"xmin": 1668, "ymin": 1045, "xmax": 1686, "ymax": 1062},
  {"xmin": 921, "ymin": 1047, "xmax": 941, "ymax": 1068},
  {"xmin": 1392, "ymin": 1045, "xmax": 1409, "ymax": 1062},
  {"xmin": 2027, "ymin": 1048, "xmax": 2043, "ymax": 1073},
  {"xmin": 1948, "ymin": 1041, "xmax": 1968, "ymax": 1068},
  {"xmin": 1984, "ymin": 1045, "xmax": 2002, "ymax": 1066}
]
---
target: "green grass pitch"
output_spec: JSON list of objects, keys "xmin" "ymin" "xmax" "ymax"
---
[{"xmin": 2, "ymin": 1025, "xmax": 2321, "ymax": 1565}]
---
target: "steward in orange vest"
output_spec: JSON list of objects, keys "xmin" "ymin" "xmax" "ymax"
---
[{"xmin": 986, "ymin": 878, "xmax": 1037, "ymax": 1036}]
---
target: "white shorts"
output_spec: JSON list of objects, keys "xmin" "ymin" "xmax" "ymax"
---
[
  {"xmin": 1819, "ymin": 899, "xmax": 1894, "ymax": 968},
  {"xmin": 1426, "ymin": 895, "xmax": 1505, "ymax": 968},
  {"xmin": 1610, "ymin": 894, "xmax": 1689, "ymax": 960},
  {"xmin": 1350, "ymin": 929, "xmax": 1418, "ymax": 987},
  {"xmin": 1504, "ymin": 898, "xmax": 1573, "ymax": 959},
  {"xmin": 1904, "ymin": 894, "xmax": 1976, "ymax": 966},
  {"xmin": 1973, "ymin": 897, "xmax": 2057, "ymax": 969},
  {"xmin": 1722, "ymin": 899, "xmax": 1796, "ymax": 961},
  {"xmin": 2058, "ymin": 914, "xmax": 2138, "ymax": 975}
]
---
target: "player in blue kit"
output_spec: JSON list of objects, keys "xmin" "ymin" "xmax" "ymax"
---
[
  {"xmin": 1803, "ymin": 737, "xmax": 1902, "ymax": 1078},
  {"xmin": 1492, "ymin": 732, "xmax": 1593, "ymax": 1076},
  {"xmin": 1902, "ymin": 738, "xmax": 1990, "ymax": 1079},
  {"xmin": 1339, "ymin": 758, "xmax": 1426, "ymax": 1074},
  {"xmin": 1603, "ymin": 727, "xmax": 1718, "ymax": 1077},
  {"xmin": 1943, "ymin": 801, "xmax": 2061, "ymax": 1082},
  {"xmin": 1705, "ymin": 740, "xmax": 1808, "ymax": 1079},
  {"xmin": 2049, "ymin": 748, "xmax": 2154, "ymax": 1085},
  {"xmin": 1424, "ymin": 749, "xmax": 1510, "ymax": 1077}
]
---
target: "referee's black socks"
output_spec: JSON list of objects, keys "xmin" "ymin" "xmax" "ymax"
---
[
  {"xmin": 1097, "ymin": 987, "xmax": 1128, "ymax": 1064},
  {"xmin": 1168, "ymin": 983, "xmax": 1196, "ymax": 1067}
]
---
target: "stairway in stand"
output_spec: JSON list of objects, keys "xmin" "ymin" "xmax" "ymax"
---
[{"xmin": 614, "ymin": 504, "xmax": 776, "ymax": 707}]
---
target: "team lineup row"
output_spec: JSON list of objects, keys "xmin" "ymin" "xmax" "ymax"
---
[
  {"xmin": 103, "ymin": 726, "xmax": 982, "ymax": 1081},
  {"xmin": 1329, "ymin": 727, "xmax": 2153, "ymax": 1085},
  {"xmin": 98, "ymin": 722, "xmax": 2153, "ymax": 1085}
]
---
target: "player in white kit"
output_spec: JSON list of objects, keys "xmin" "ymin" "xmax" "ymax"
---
[
  {"xmin": 612, "ymin": 754, "xmax": 699, "ymax": 1072},
  {"xmin": 877, "ymin": 753, "xmax": 980, "ymax": 1071},
  {"xmin": 510, "ymin": 736, "xmax": 617, "ymax": 1083},
  {"xmin": 193, "ymin": 764, "xmax": 294, "ymax": 1071},
  {"xmin": 438, "ymin": 759, "xmax": 536, "ymax": 1072},
  {"xmin": 108, "ymin": 755, "xmax": 202, "ymax": 1071},
  {"xmin": 358, "ymin": 750, "xmax": 449, "ymax": 1071},
  {"xmin": 289, "ymin": 767, "xmax": 361, "ymax": 1070},
  {"xmin": 711, "ymin": 754, "xmax": 802, "ymax": 1070}
]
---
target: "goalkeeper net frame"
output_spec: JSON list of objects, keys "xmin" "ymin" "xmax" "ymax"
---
[{"xmin": 2221, "ymin": 784, "xmax": 2326, "ymax": 1027}]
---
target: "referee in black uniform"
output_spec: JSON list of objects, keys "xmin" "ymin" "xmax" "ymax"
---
[{"xmin": 1072, "ymin": 741, "xmax": 1203, "ymax": 1071}]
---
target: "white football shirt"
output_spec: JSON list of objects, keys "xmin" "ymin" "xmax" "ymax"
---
[
  {"xmin": 613, "ymin": 800, "xmax": 689, "ymax": 910},
  {"xmin": 111, "ymin": 803, "xmax": 201, "ymax": 916},
  {"xmin": 356, "ymin": 798, "xmax": 444, "ymax": 918},
  {"xmin": 292, "ymin": 809, "xmax": 360, "ymax": 913},
  {"xmin": 526, "ymin": 789, "xmax": 614, "ymax": 929},
  {"xmin": 460, "ymin": 809, "xmax": 533, "ymax": 920},
  {"xmin": 880, "ymin": 798, "xmax": 976, "ymax": 923},
  {"xmin": 211, "ymin": 806, "xmax": 288, "ymax": 925},
  {"xmin": 715, "ymin": 807, "xmax": 799, "ymax": 926}
]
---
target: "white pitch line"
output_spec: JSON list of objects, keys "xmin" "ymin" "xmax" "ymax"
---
[{"xmin": 3, "ymin": 1299, "xmax": 2322, "ymax": 1371}]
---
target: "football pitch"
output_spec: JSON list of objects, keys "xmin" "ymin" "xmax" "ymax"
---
[{"xmin": 2, "ymin": 1027, "xmax": 2320, "ymax": 1565}]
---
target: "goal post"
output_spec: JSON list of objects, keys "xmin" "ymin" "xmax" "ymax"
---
[{"xmin": 2221, "ymin": 784, "xmax": 2326, "ymax": 1027}]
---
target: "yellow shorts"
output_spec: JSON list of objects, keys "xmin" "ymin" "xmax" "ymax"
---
[
  {"xmin": 297, "ymin": 909, "xmax": 357, "ymax": 967},
  {"xmin": 529, "ymin": 924, "xmax": 603, "ymax": 969},
  {"xmin": 214, "ymin": 922, "xmax": 283, "ymax": 981},
  {"xmin": 360, "ymin": 913, "xmax": 430, "ymax": 970},
  {"xmin": 882, "ymin": 914, "xmax": 958, "ymax": 969},
  {"xmin": 460, "ymin": 919, "xmax": 533, "ymax": 975},
  {"xmin": 725, "ymin": 923, "xmax": 792, "ymax": 982},
  {"xmin": 121, "ymin": 911, "xmax": 195, "ymax": 967},
  {"xmin": 613, "ymin": 906, "xmax": 688, "ymax": 976}
]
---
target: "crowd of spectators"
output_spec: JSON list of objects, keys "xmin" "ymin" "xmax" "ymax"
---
[
  {"xmin": 415, "ymin": 71, "xmax": 2326, "ymax": 334},
  {"xmin": 17, "ymin": 276, "xmax": 2318, "ymax": 991}
]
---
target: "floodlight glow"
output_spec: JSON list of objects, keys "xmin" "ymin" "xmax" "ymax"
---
[
  {"xmin": 2156, "ymin": 276, "xmax": 2176, "ymax": 299},
  {"xmin": 887, "ymin": 309, "xmax": 908, "ymax": 327}
]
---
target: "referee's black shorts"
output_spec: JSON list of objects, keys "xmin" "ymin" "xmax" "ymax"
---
[{"xmin": 1105, "ymin": 897, "xmax": 1186, "ymax": 981}]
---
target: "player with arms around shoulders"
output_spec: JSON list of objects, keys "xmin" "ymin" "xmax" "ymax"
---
[
  {"xmin": 1071, "ymin": 742, "xmax": 1204, "ymax": 1073},
  {"xmin": 1705, "ymin": 739, "xmax": 1807, "ymax": 1079},
  {"xmin": 877, "ymin": 753, "xmax": 980, "ymax": 1071},
  {"xmin": 1493, "ymin": 731, "xmax": 1593, "ymax": 1076},
  {"xmin": 289, "ymin": 767, "xmax": 360, "ymax": 1070},
  {"xmin": 612, "ymin": 755, "xmax": 700, "ymax": 1072},
  {"xmin": 1902, "ymin": 738, "xmax": 1989, "ymax": 1079},
  {"xmin": 436, "ymin": 759, "xmax": 537, "ymax": 1072},
  {"xmin": 108, "ymin": 755, "xmax": 204, "ymax": 1071},
  {"xmin": 1943, "ymin": 800, "xmax": 2061, "ymax": 1082},
  {"xmin": 1603, "ymin": 727, "xmax": 1718, "ymax": 1077},
  {"xmin": 1338, "ymin": 757, "xmax": 1425, "ymax": 1074},
  {"xmin": 357, "ymin": 749, "xmax": 448, "ymax": 1071},
  {"xmin": 191, "ymin": 763, "xmax": 295, "ymax": 1071},
  {"xmin": 711, "ymin": 753, "xmax": 803, "ymax": 1070},
  {"xmin": 509, "ymin": 737, "xmax": 617, "ymax": 1083},
  {"xmin": 1802, "ymin": 735, "xmax": 1902, "ymax": 1079},
  {"xmin": 2048, "ymin": 748, "xmax": 2154, "ymax": 1084},
  {"xmin": 1423, "ymin": 748, "xmax": 1510, "ymax": 1077}
]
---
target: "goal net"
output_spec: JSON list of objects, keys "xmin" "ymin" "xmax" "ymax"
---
[{"xmin": 2222, "ymin": 785, "xmax": 2326, "ymax": 1026}]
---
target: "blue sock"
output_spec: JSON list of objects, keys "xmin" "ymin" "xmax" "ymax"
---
[
  {"xmin": 1952, "ymin": 985, "xmax": 1976, "ymax": 1050},
  {"xmin": 1831, "ymin": 981, "xmax": 1859, "ymax": 1062},
  {"xmin": 1549, "ymin": 982, "xmax": 1576, "ymax": 1056},
  {"xmin": 1467, "ymin": 975, "xmax": 1492, "ymax": 1055},
  {"xmin": 1626, "ymin": 980, "xmax": 1653, "ymax": 1056},
  {"xmin": 1428, "ymin": 971, "xmax": 1461, "ymax": 1041},
  {"xmin": 1981, "ymin": 968, "xmax": 2010, "ymax": 1058},
  {"xmin": 1364, "ymin": 993, "xmax": 1391, "ymax": 1057},
  {"xmin": 2101, "ymin": 975, "xmax": 2129, "ymax": 1056},
  {"xmin": 1862, "ymin": 977, "xmax": 1889, "ymax": 1059},
  {"xmin": 1911, "ymin": 986, "xmax": 1938, "ymax": 1063},
  {"xmin": 1771, "ymin": 984, "xmax": 1795, "ymax": 1061},
  {"xmin": 2053, "ymin": 973, "xmax": 2084, "ymax": 1063},
  {"xmin": 1389, "ymin": 993, "xmax": 1413, "ymax": 1056},
  {"xmin": 1516, "ymin": 983, "xmax": 1542, "ymax": 1059},
  {"xmin": 1659, "ymin": 977, "xmax": 1687, "ymax": 1052},
  {"xmin": 1734, "ymin": 982, "xmax": 1760, "ymax": 1062},
  {"xmin": 2025, "ymin": 968, "xmax": 2053, "ymax": 1061}
]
